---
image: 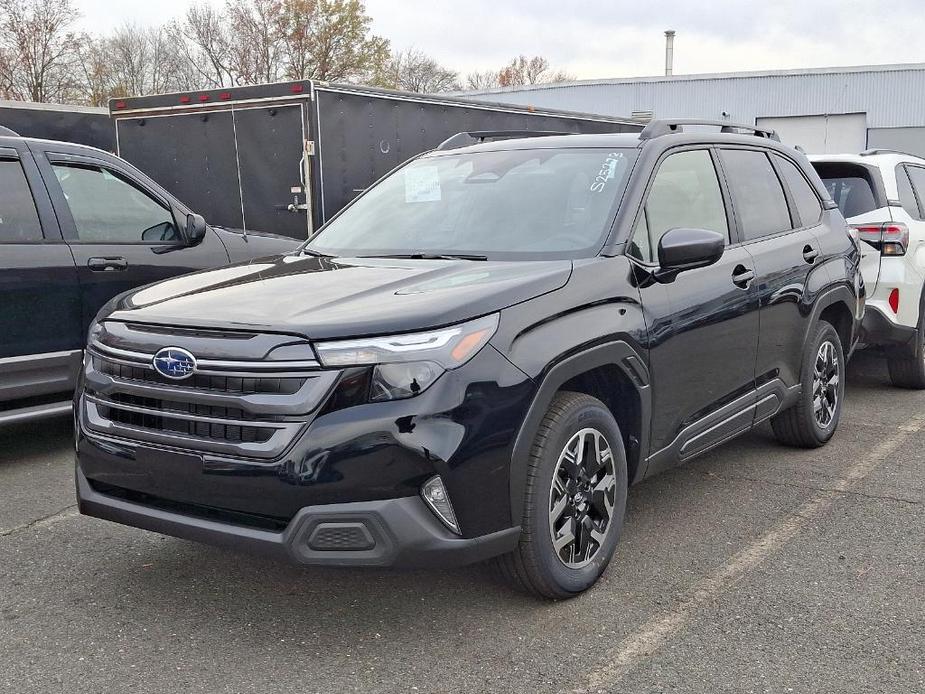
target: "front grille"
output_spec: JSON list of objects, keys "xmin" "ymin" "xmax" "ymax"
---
[
  {"xmin": 96, "ymin": 403, "xmax": 274, "ymax": 444},
  {"xmin": 107, "ymin": 392, "xmax": 264, "ymax": 422},
  {"xmin": 82, "ymin": 323, "xmax": 340, "ymax": 459},
  {"xmin": 95, "ymin": 357, "xmax": 307, "ymax": 395}
]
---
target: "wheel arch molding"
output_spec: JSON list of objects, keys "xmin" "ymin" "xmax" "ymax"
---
[
  {"xmin": 507, "ymin": 341, "xmax": 652, "ymax": 528},
  {"xmin": 807, "ymin": 285, "xmax": 861, "ymax": 356}
]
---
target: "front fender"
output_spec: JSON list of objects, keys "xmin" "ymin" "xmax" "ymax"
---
[{"xmin": 505, "ymin": 341, "xmax": 651, "ymax": 528}]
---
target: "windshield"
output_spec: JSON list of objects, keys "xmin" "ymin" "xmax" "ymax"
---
[{"xmin": 306, "ymin": 147, "xmax": 637, "ymax": 260}]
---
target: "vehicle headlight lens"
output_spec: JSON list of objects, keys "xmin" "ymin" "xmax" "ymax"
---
[{"xmin": 315, "ymin": 314, "xmax": 499, "ymax": 401}]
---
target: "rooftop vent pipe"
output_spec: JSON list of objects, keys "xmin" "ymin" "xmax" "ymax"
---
[{"xmin": 664, "ymin": 30, "xmax": 676, "ymax": 76}]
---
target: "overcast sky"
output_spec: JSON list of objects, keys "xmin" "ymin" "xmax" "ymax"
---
[{"xmin": 74, "ymin": 0, "xmax": 925, "ymax": 80}]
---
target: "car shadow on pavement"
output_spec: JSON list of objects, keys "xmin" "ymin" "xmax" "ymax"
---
[{"xmin": 0, "ymin": 414, "xmax": 72, "ymax": 465}]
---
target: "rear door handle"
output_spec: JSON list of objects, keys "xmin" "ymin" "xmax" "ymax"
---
[
  {"xmin": 802, "ymin": 245, "xmax": 820, "ymax": 263},
  {"xmin": 732, "ymin": 265, "xmax": 755, "ymax": 288},
  {"xmin": 88, "ymin": 257, "xmax": 128, "ymax": 272}
]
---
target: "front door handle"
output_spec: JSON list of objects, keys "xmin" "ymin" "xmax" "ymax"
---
[
  {"xmin": 802, "ymin": 245, "xmax": 820, "ymax": 263},
  {"xmin": 732, "ymin": 264, "xmax": 755, "ymax": 288},
  {"xmin": 88, "ymin": 256, "xmax": 128, "ymax": 272}
]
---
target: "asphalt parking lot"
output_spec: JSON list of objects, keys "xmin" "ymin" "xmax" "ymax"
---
[{"xmin": 1, "ymin": 352, "xmax": 922, "ymax": 694}]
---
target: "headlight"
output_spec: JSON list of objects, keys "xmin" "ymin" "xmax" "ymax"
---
[{"xmin": 315, "ymin": 314, "xmax": 499, "ymax": 401}]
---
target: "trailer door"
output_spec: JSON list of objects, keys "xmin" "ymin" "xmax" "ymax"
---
[
  {"xmin": 116, "ymin": 112, "xmax": 244, "ymax": 229},
  {"xmin": 231, "ymin": 105, "xmax": 309, "ymax": 238}
]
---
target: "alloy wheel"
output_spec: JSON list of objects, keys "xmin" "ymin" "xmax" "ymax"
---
[
  {"xmin": 548, "ymin": 427, "xmax": 617, "ymax": 568},
  {"xmin": 813, "ymin": 340, "xmax": 839, "ymax": 429}
]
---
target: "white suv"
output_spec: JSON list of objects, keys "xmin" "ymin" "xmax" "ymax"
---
[{"xmin": 811, "ymin": 150, "xmax": 925, "ymax": 388}]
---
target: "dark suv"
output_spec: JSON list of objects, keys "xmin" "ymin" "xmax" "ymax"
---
[
  {"xmin": 75, "ymin": 121, "xmax": 862, "ymax": 598},
  {"xmin": 0, "ymin": 129, "xmax": 298, "ymax": 425}
]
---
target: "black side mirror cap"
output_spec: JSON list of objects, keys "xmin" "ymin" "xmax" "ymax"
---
[
  {"xmin": 654, "ymin": 227, "xmax": 726, "ymax": 283},
  {"xmin": 185, "ymin": 213, "xmax": 207, "ymax": 245}
]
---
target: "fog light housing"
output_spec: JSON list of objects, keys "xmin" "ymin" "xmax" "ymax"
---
[
  {"xmin": 421, "ymin": 475, "xmax": 460, "ymax": 535},
  {"xmin": 370, "ymin": 361, "xmax": 443, "ymax": 401}
]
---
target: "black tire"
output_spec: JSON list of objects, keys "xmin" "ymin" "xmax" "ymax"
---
[
  {"xmin": 493, "ymin": 391, "xmax": 628, "ymax": 600},
  {"xmin": 771, "ymin": 321, "xmax": 845, "ymax": 448},
  {"xmin": 887, "ymin": 305, "xmax": 925, "ymax": 389}
]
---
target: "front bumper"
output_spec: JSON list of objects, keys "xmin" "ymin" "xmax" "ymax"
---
[
  {"xmin": 77, "ymin": 467, "xmax": 520, "ymax": 568},
  {"xmin": 75, "ymin": 340, "xmax": 535, "ymax": 562}
]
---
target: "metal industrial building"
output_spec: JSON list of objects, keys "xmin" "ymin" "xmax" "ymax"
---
[{"xmin": 460, "ymin": 63, "xmax": 925, "ymax": 156}]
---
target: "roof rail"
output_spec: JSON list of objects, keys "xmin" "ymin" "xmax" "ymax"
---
[
  {"xmin": 436, "ymin": 130, "xmax": 571, "ymax": 151},
  {"xmin": 860, "ymin": 148, "xmax": 917, "ymax": 158},
  {"xmin": 0, "ymin": 125, "xmax": 19, "ymax": 137},
  {"xmin": 639, "ymin": 119, "xmax": 780, "ymax": 142}
]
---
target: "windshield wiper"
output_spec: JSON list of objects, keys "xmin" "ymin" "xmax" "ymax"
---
[
  {"xmin": 299, "ymin": 247, "xmax": 334, "ymax": 258},
  {"xmin": 359, "ymin": 252, "xmax": 488, "ymax": 261}
]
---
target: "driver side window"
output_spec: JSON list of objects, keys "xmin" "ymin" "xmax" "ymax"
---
[
  {"xmin": 52, "ymin": 163, "xmax": 179, "ymax": 243},
  {"xmin": 629, "ymin": 149, "xmax": 729, "ymax": 263}
]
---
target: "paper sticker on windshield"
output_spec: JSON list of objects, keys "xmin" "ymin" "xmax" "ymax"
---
[
  {"xmin": 590, "ymin": 152, "xmax": 625, "ymax": 193},
  {"xmin": 404, "ymin": 166, "xmax": 441, "ymax": 203}
]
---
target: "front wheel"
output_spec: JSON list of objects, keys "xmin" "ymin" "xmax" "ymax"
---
[
  {"xmin": 771, "ymin": 321, "xmax": 845, "ymax": 448},
  {"xmin": 493, "ymin": 391, "xmax": 628, "ymax": 600}
]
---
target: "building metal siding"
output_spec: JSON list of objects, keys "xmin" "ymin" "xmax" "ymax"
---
[{"xmin": 458, "ymin": 64, "xmax": 925, "ymax": 129}]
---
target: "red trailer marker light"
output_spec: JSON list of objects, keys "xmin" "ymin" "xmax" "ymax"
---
[
  {"xmin": 179, "ymin": 95, "xmax": 191, "ymax": 104},
  {"xmin": 290, "ymin": 83, "xmax": 304, "ymax": 94},
  {"xmin": 114, "ymin": 101, "xmax": 126, "ymax": 110},
  {"xmin": 219, "ymin": 92, "xmax": 231, "ymax": 100},
  {"xmin": 199, "ymin": 94, "xmax": 210, "ymax": 102}
]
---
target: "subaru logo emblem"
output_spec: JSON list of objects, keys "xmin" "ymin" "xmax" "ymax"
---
[{"xmin": 152, "ymin": 347, "xmax": 197, "ymax": 380}]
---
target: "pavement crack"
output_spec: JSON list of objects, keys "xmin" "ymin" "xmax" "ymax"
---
[
  {"xmin": 0, "ymin": 504, "xmax": 78, "ymax": 538},
  {"xmin": 691, "ymin": 470, "xmax": 921, "ymax": 505}
]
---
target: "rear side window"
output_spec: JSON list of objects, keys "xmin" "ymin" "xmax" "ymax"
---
[
  {"xmin": 774, "ymin": 156, "xmax": 823, "ymax": 227},
  {"xmin": 629, "ymin": 149, "xmax": 729, "ymax": 263},
  {"xmin": 895, "ymin": 166, "xmax": 920, "ymax": 219},
  {"xmin": 0, "ymin": 159, "xmax": 44, "ymax": 243},
  {"xmin": 720, "ymin": 149, "xmax": 791, "ymax": 241},
  {"xmin": 902, "ymin": 165, "xmax": 925, "ymax": 220},
  {"xmin": 52, "ymin": 163, "xmax": 179, "ymax": 243},
  {"xmin": 812, "ymin": 162, "xmax": 879, "ymax": 219}
]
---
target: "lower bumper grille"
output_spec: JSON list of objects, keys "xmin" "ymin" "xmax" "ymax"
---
[
  {"xmin": 88, "ymin": 478, "xmax": 290, "ymax": 531},
  {"xmin": 81, "ymin": 322, "xmax": 340, "ymax": 459}
]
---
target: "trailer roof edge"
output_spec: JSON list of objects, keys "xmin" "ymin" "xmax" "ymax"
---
[{"xmin": 108, "ymin": 80, "xmax": 636, "ymax": 126}]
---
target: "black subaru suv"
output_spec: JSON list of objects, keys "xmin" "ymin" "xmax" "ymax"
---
[{"xmin": 75, "ymin": 120, "xmax": 862, "ymax": 598}]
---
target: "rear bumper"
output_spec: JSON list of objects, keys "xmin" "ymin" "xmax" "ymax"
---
[
  {"xmin": 76, "ymin": 467, "xmax": 520, "ymax": 568},
  {"xmin": 859, "ymin": 304, "xmax": 917, "ymax": 355}
]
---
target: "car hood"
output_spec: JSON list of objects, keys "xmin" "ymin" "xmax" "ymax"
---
[
  {"xmin": 104, "ymin": 254, "xmax": 573, "ymax": 339},
  {"xmin": 211, "ymin": 226, "xmax": 302, "ymax": 262}
]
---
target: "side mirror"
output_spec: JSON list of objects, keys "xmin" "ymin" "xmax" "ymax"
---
[
  {"xmin": 654, "ymin": 227, "xmax": 725, "ymax": 283},
  {"xmin": 185, "ymin": 213, "xmax": 207, "ymax": 245}
]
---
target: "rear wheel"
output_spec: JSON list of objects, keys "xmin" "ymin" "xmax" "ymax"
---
[
  {"xmin": 771, "ymin": 321, "xmax": 845, "ymax": 448},
  {"xmin": 494, "ymin": 391, "xmax": 628, "ymax": 600},
  {"xmin": 887, "ymin": 304, "xmax": 925, "ymax": 389}
]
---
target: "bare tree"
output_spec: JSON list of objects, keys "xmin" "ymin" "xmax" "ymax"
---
[
  {"xmin": 463, "ymin": 55, "xmax": 573, "ymax": 92},
  {"xmin": 171, "ymin": 3, "xmax": 236, "ymax": 88},
  {"xmin": 0, "ymin": 0, "xmax": 81, "ymax": 102},
  {"xmin": 74, "ymin": 34, "xmax": 112, "ymax": 106},
  {"xmin": 75, "ymin": 23, "xmax": 200, "ymax": 106},
  {"xmin": 168, "ymin": 0, "xmax": 388, "ymax": 89},
  {"xmin": 498, "ymin": 55, "xmax": 572, "ymax": 87},
  {"xmin": 465, "ymin": 69, "xmax": 500, "ymax": 91},
  {"xmin": 380, "ymin": 49, "xmax": 459, "ymax": 93}
]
